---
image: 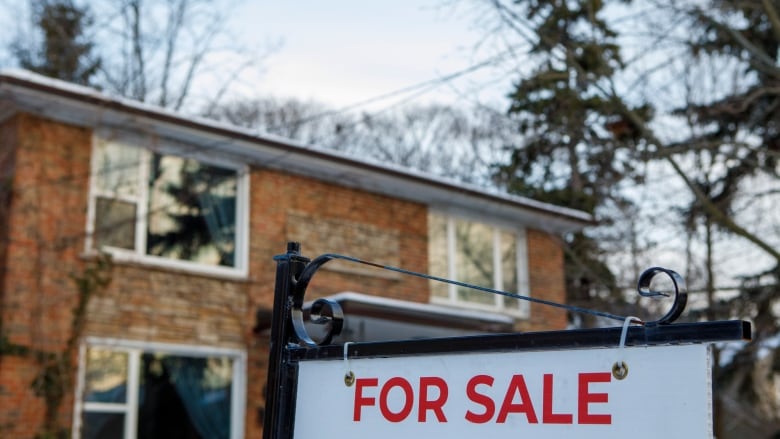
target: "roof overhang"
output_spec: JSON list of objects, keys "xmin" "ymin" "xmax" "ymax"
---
[
  {"xmin": 0, "ymin": 69, "xmax": 594, "ymax": 233},
  {"xmin": 299, "ymin": 292, "xmax": 515, "ymax": 342},
  {"xmin": 311, "ymin": 292, "xmax": 515, "ymax": 332}
]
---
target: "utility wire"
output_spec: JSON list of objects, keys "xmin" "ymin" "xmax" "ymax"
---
[{"xmin": 262, "ymin": 49, "xmax": 515, "ymax": 133}]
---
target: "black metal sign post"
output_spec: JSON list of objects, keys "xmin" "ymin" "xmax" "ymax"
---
[
  {"xmin": 262, "ymin": 243, "xmax": 752, "ymax": 439},
  {"xmin": 263, "ymin": 242, "xmax": 346, "ymax": 439},
  {"xmin": 263, "ymin": 242, "xmax": 307, "ymax": 439}
]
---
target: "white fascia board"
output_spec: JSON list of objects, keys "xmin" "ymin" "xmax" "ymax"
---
[{"xmin": 0, "ymin": 69, "xmax": 593, "ymax": 233}]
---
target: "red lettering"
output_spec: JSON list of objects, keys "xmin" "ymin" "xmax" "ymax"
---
[
  {"xmin": 418, "ymin": 376, "xmax": 448, "ymax": 422},
  {"xmin": 353, "ymin": 378, "xmax": 378, "ymax": 421},
  {"xmin": 578, "ymin": 372, "xmax": 612, "ymax": 424},
  {"xmin": 497, "ymin": 375, "xmax": 538, "ymax": 424},
  {"xmin": 543, "ymin": 374, "xmax": 573, "ymax": 424},
  {"xmin": 379, "ymin": 377, "xmax": 414, "ymax": 422},
  {"xmin": 465, "ymin": 374, "xmax": 495, "ymax": 424},
  {"xmin": 357, "ymin": 373, "xmax": 607, "ymax": 426}
]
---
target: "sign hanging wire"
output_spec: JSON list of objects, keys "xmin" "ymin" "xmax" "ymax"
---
[{"xmin": 317, "ymin": 253, "xmax": 646, "ymax": 326}]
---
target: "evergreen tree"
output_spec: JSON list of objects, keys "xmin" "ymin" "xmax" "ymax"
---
[
  {"xmin": 491, "ymin": 0, "xmax": 651, "ymax": 325},
  {"xmin": 13, "ymin": 0, "xmax": 100, "ymax": 85}
]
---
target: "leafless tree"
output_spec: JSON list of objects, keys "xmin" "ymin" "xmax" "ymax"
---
[
  {"xmin": 208, "ymin": 97, "xmax": 516, "ymax": 186},
  {"xmin": 94, "ymin": 0, "xmax": 273, "ymax": 111}
]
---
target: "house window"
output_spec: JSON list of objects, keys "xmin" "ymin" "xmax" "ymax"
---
[
  {"xmin": 88, "ymin": 137, "xmax": 248, "ymax": 276},
  {"xmin": 428, "ymin": 212, "xmax": 530, "ymax": 317},
  {"xmin": 74, "ymin": 339, "xmax": 246, "ymax": 439}
]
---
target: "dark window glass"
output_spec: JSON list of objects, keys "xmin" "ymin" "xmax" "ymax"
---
[
  {"xmin": 82, "ymin": 412, "xmax": 125, "ymax": 439},
  {"xmin": 137, "ymin": 353, "xmax": 233, "ymax": 439},
  {"xmin": 92, "ymin": 142, "xmax": 240, "ymax": 269},
  {"xmin": 147, "ymin": 154, "xmax": 237, "ymax": 267}
]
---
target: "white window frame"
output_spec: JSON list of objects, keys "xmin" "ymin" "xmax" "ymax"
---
[
  {"xmin": 429, "ymin": 212, "xmax": 530, "ymax": 318},
  {"xmin": 85, "ymin": 132, "xmax": 250, "ymax": 279},
  {"xmin": 72, "ymin": 337, "xmax": 247, "ymax": 439}
]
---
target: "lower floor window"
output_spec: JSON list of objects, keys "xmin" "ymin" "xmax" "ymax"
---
[{"xmin": 75, "ymin": 339, "xmax": 245, "ymax": 439}]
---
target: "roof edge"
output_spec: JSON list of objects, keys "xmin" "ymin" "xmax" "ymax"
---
[{"xmin": 0, "ymin": 69, "xmax": 595, "ymax": 230}]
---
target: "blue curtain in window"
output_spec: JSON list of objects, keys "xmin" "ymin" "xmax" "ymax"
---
[{"xmin": 166, "ymin": 357, "xmax": 232, "ymax": 439}]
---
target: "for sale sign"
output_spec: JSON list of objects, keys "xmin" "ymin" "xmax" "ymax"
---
[{"xmin": 294, "ymin": 343, "xmax": 711, "ymax": 438}]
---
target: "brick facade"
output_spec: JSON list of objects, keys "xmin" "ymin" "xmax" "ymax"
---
[
  {"xmin": 523, "ymin": 229, "xmax": 568, "ymax": 331},
  {"xmin": 1, "ymin": 114, "xmax": 93, "ymax": 438},
  {"xmin": 0, "ymin": 113, "xmax": 572, "ymax": 438}
]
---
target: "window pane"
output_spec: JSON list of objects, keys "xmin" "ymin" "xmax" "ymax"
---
[
  {"xmin": 500, "ymin": 230, "xmax": 521, "ymax": 310},
  {"xmin": 94, "ymin": 197, "xmax": 136, "ymax": 250},
  {"xmin": 95, "ymin": 141, "xmax": 140, "ymax": 198},
  {"xmin": 82, "ymin": 412, "xmax": 125, "ymax": 439},
  {"xmin": 138, "ymin": 353, "xmax": 233, "ymax": 439},
  {"xmin": 455, "ymin": 219, "xmax": 495, "ymax": 306},
  {"xmin": 427, "ymin": 213, "xmax": 449, "ymax": 300},
  {"xmin": 147, "ymin": 154, "xmax": 237, "ymax": 267},
  {"xmin": 84, "ymin": 348, "xmax": 128, "ymax": 403}
]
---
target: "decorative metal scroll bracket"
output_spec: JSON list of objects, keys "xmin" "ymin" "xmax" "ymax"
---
[
  {"xmin": 290, "ymin": 252, "xmax": 344, "ymax": 347},
  {"xmin": 279, "ymin": 243, "xmax": 691, "ymax": 349},
  {"xmin": 637, "ymin": 266, "xmax": 688, "ymax": 326}
]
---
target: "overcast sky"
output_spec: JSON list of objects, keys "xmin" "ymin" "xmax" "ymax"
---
[
  {"xmin": 0, "ymin": 0, "xmax": 514, "ymax": 112},
  {"xmin": 227, "ymin": 0, "xmax": 512, "ymax": 109}
]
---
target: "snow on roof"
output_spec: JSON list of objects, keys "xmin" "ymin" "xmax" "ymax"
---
[{"xmin": 0, "ymin": 69, "xmax": 594, "ymax": 232}]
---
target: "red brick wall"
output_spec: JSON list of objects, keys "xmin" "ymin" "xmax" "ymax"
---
[
  {"xmin": 0, "ymin": 113, "xmax": 571, "ymax": 438},
  {"xmin": 244, "ymin": 170, "xmax": 430, "ymax": 437},
  {"xmin": 87, "ymin": 265, "xmax": 250, "ymax": 345},
  {"xmin": 522, "ymin": 229, "xmax": 568, "ymax": 331},
  {"xmin": 0, "ymin": 115, "xmax": 431, "ymax": 438},
  {"xmin": 0, "ymin": 116, "xmax": 16, "ymax": 307},
  {"xmin": 246, "ymin": 169, "xmax": 429, "ymax": 306},
  {"xmin": 0, "ymin": 113, "xmax": 93, "ymax": 438},
  {"xmin": 0, "ymin": 356, "xmax": 45, "ymax": 438}
]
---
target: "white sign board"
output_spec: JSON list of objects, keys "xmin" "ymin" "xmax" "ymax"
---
[{"xmin": 294, "ymin": 344, "xmax": 712, "ymax": 438}]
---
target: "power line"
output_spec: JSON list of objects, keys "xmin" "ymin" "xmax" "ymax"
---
[{"xmin": 261, "ymin": 49, "xmax": 515, "ymax": 133}]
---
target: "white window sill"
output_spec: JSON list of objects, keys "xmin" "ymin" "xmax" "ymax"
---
[{"xmin": 83, "ymin": 247, "xmax": 249, "ymax": 281}]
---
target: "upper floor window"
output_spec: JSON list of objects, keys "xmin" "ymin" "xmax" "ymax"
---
[
  {"xmin": 87, "ymin": 136, "xmax": 248, "ymax": 277},
  {"xmin": 428, "ymin": 212, "xmax": 529, "ymax": 317}
]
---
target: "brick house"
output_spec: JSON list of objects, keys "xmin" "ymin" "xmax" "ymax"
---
[{"xmin": 0, "ymin": 70, "xmax": 592, "ymax": 439}]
